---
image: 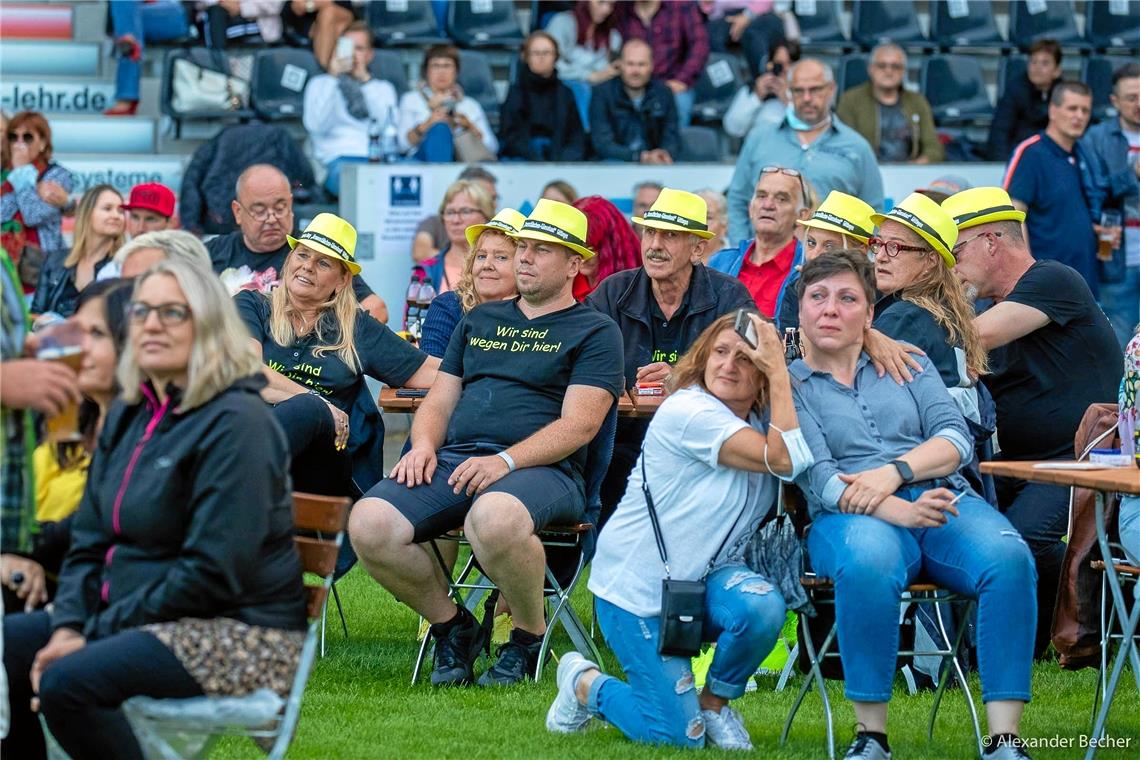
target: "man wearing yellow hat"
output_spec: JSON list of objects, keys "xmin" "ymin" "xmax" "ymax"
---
[
  {"xmin": 944, "ymin": 186, "xmax": 1123, "ymax": 657},
  {"xmin": 350, "ymin": 198, "xmax": 624, "ymax": 687},
  {"xmin": 586, "ymin": 188, "xmax": 753, "ymax": 520}
]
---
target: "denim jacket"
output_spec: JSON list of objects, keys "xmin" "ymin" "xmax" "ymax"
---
[
  {"xmin": 707, "ymin": 238, "xmax": 804, "ymax": 322},
  {"xmin": 1082, "ymin": 119, "xmax": 1139, "ymax": 283}
]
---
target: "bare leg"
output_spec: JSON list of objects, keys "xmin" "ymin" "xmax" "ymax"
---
[
  {"xmin": 311, "ymin": 1, "xmax": 354, "ymax": 70},
  {"xmin": 852, "ymin": 702, "xmax": 888, "ymax": 733},
  {"xmin": 464, "ymin": 493, "xmax": 547, "ymax": 635},
  {"xmin": 986, "ymin": 700, "xmax": 1024, "ymax": 736}
]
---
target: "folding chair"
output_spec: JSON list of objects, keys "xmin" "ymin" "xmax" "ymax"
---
[
  {"xmin": 92, "ymin": 493, "xmax": 351, "ymax": 760},
  {"xmin": 410, "ymin": 403, "xmax": 617, "ymax": 684}
]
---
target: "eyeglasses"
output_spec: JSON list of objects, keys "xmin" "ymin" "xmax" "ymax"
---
[
  {"xmin": 760, "ymin": 166, "xmax": 807, "ymax": 205},
  {"xmin": 867, "ymin": 237, "xmax": 930, "ymax": 259},
  {"xmin": 871, "ymin": 62, "xmax": 905, "ymax": 71},
  {"xmin": 7, "ymin": 131, "xmax": 37, "ymax": 144},
  {"xmin": 128, "ymin": 301, "xmax": 192, "ymax": 326},
  {"xmin": 443, "ymin": 207, "xmax": 482, "ymax": 220},
  {"xmin": 237, "ymin": 200, "xmax": 290, "ymax": 223},
  {"xmin": 952, "ymin": 230, "xmax": 1002, "ymax": 255}
]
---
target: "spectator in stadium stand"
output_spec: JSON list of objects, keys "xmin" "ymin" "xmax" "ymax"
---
[
  {"xmin": 419, "ymin": 179, "xmax": 496, "ymax": 295},
  {"xmin": 722, "ymin": 37, "xmax": 797, "ymax": 140},
  {"xmin": 616, "ymin": 0, "xmax": 710, "ymax": 127},
  {"xmin": 727, "ymin": 59, "xmax": 883, "ymax": 243},
  {"xmin": 943, "ymin": 186, "xmax": 1124, "ymax": 658},
  {"xmin": 2, "ymin": 111, "xmax": 74, "ymax": 288},
  {"xmin": 586, "ymin": 188, "xmax": 752, "ymax": 523},
  {"xmin": 710, "ymin": 166, "xmax": 815, "ymax": 319},
  {"xmin": 302, "ymin": 20, "xmax": 398, "ymax": 197},
  {"xmin": 590, "ymin": 39, "xmax": 680, "ymax": 164},
  {"xmin": 836, "ymin": 43, "xmax": 944, "ymax": 165},
  {"xmin": 121, "ymin": 183, "xmax": 176, "ymax": 239},
  {"xmin": 702, "ymin": 0, "xmax": 798, "ymax": 79},
  {"xmin": 105, "ymin": 0, "xmax": 191, "ymax": 116},
  {"xmin": 412, "ymin": 166, "xmax": 497, "ymax": 264},
  {"xmin": 206, "ymin": 164, "xmax": 388, "ymax": 322},
  {"xmin": 545, "ymin": 0, "xmax": 623, "ymax": 129},
  {"xmin": 631, "ymin": 180, "xmax": 663, "ymax": 220},
  {"xmin": 396, "ymin": 44, "xmax": 499, "ymax": 163},
  {"xmin": 112, "ymin": 230, "xmax": 213, "ymax": 280},
  {"xmin": 571, "ymin": 195, "xmax": 642, "ymax": 300},
  {"xmin": 3, "ymin": 259, "xmax": 309, "ymax": 760},
  {"xmin": 420, "ymin": 208, "xmax": 525, "ymax": 359},
  {"xmin": 281, "ymin": 0, "xmax": 356, "ymax": 72},
  {"xmin": 31, "ymin": 185, "xmax": 124, "ymax": 318},
  {"xmin": 1003, "ymin": 81, "xmax": 1103, "ymax": 297},
  {"xmin": 541, "ymin": 180, "xmax": 579, "ymax": 205},
  {"xmin": 987, "ymin": 39, "xmax": 1063, "ymax": 163},
  {"xmin": 499, "ymin": 31, "xmax": 588, "ymax": 162},
  {"xmin": 1081, "ymin": 62, "xmax": 1140, "ymax": 348},
  {"xmin": 694, "ymin": 187, "xmax": 731, "ymax": 254},
  {"xmin": 350, "ymin": 199, "xmax": 624, "ymax": 688},
  {"xmin": 201, "ymin": 0, "xmax": 285, "ymax": 50}
]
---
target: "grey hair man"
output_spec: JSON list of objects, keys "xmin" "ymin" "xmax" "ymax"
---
[{"xmin": 114, "ymin": 229, "xmax": 212, "ymax": 279}]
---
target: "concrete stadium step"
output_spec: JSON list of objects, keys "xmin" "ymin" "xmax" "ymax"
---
[
  {"xmin": 0, "ymin": 40, "xmax": 102, "ymax": 77},
  {"xmin": 55, "ymin": 153, "xmax": 185, "ymax": 200},
  {"xmin": 50, "ymin": 116, "xmax": 157, "ymax": 154},
  {"xmin": 0, "ymin": 3, "xmax": 73, "ymax": 40}
]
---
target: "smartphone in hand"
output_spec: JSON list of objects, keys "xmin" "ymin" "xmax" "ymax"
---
[
  {"xmin": 334, "ymin": 35, "xmax": 354, "ymax": 70},
  {"xmin": 733, "ymin": 309, "xmax": 758, "ymax": 349}
]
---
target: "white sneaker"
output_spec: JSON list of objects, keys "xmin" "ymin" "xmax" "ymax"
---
[
  {"xmin": 843, "ymin": 734, "xmax": 891, "ymax": 760},
  {"xmin": 701, "ymin": 705, "xmax": 753, "ymax": 750},
  {"xmin": 544, "ymin": 652, "xmax": 596, "ymax": 733}
]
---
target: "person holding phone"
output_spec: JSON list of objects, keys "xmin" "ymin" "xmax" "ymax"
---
[
  {"xmin": 723, "ymin": 39, "xmax": 799, "ymax": 139},
  {"xmin": 546, "ymin": 311, "xmax": 811, "ymax": 750},
  {"xmin": 396, "ymin": 45, "xmax": 498, "ymax": 162}
]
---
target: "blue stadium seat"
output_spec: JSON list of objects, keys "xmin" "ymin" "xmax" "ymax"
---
[
  {"xmin": 250, "ymin": 48, "xmax": 322, "ymax": 121},
  {"xmin": 679, "ymin": 125, "xmax": 722, "ymax": 162},
  {"xmin": 160, "ymin": 47, "xmax": 254, "ymax": 138},
  {"xmin": 366, "ymin": 1, "xmax": 448, "ymax": 47},
  {"xmin": 1082, "ymin": 56, "xmax": 1133, "ymax": 122},
  {"xmin": 921, "ymin": 54, "xmax": 992, "ymax": 126},
  {"xmin": 1009, "ymin": 0, "xmax": 1088, "ymax": 51},
  {"xmin": 369, "ymin": 49, "xmax": 409, "ymax": 98},
  {"xmin": 793, "ymin": 0, "xmax": 849, "ymax": 49},
  {"xmin": 997, "ymin": 56, "xmax": 1028, "ymax": 100},
  {"xmin": 837, "ymin": 55, "xmax": 869, "ymax": 94},
  {"xmin": 1085, "ymin": 0, "xmax": 1140, "ymax": 51},
  {"xmin": 852, "ymin": 0, "xmax": 928, "ymax": 48},
  {"xmin": 930, "ymin": 0, "xmax": 1006, "ymax": 50},
  {"xmin": 447, "ymin": 1, "xmax": 524, "ymax": 49},
  {"xmin": 457, "ymin": 49, "xmax": 500, "ymax": 128},
  {"xmin": 692, "ymin": 52, "xmax": 746, "ymax": 125}
]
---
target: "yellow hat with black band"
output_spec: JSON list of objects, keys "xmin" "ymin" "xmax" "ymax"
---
[
  {"xmin": 287, "ymin": 213, "xmax": 360, "ymax": 275},
  {"xmin": 871, "ymin": 192, "xmax": 959, "ymax": 268},
  {"xmin": 465, "ymin": 207, "xmax": 526, "ymax": 249},
  {"xmin": 509, "ymin": 198, "xmax": 596, "ymax": 259},
  {"xmin": 632, "ymin": 187, "xmax": 716, "ymax": 239},
  {"xmin": 796, "ymin": 190, "xmax": 876, "ymax": 243},
  {"xmin": 940, "ymin": 186, "xmax": 1026, "ymax": 231}
]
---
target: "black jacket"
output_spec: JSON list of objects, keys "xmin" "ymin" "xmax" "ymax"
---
[
  {"xmin": 499, "ymin": 65, "xmax": 587, "ymax": 161},
  {"xmin": 986, "ymin": 74, "xmax": 1058, "ymax": 162},
  {"xmin": 30, "ymin": 248, "xmax": 115, "ymax": 317},
  {"xmin": 51, "ymin": 375, "xmax": 307, "ymax": 640},
  {"xmin": 589, "ymin": 77, "xmax": 680, "ymax": 162},
  {"xmin": 585, "ymin": 264, "xmax": 755, "ymax": 388}
]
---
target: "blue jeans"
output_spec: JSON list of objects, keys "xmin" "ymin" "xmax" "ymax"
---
[
  {"xmin": 807, "ymin": 489, "xmax": 1037, "ymax": 704},
  {"xmin": 564, "ymin": 79, "xmax": 593, "ymax": 132},
  {"xmin": 324, "ymin": 156, "xmax": 370, "ymax": 197},
  {"xmin": 589, "ymin": 564, "xmax": 786, "ymax": 747},
  {"xmin": 110, "ymin": 0, "xmax": 188, "ymax": 101},
  {"xmin": 1099, "ymin": 264, "xmax": 1140, "ymax": 349},
  {"xmin": 413, "ymin": 122, "xmax": 454, "ymax": 162},
  {"xmin": 674, "ymin": 89, "xmax": 695, "ymax": 129},
  {"xmin": 1120, "ymin": 495, "xmax": 1140, "ymax": 564}
]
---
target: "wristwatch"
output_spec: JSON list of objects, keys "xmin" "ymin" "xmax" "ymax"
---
[{"xmin": 890, "ymin": 459, "xmax": 914, "ymax": 484}]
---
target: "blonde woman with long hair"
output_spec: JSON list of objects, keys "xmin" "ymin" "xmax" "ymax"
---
[
  {"xmin": 235, "ymin": 213, "xmax": 438, "ymax": 496},
  {"xmin": 31, "ymin": 184, "xmax": 124, "ymax": 316}
]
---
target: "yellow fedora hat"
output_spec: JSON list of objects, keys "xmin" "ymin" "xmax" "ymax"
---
[
  {"xmin": 509, "ymin": 198, "xmax": 595, "ymax": 259},
  {"xmin": 632, "ymin": 187, "xmax": 716, "ymax": 239},
  {"xmin": 287, "ymin": 212, "xmax": 360, "ymax": 275},
  {"xmin": 871, "ymin": 192, "xmax": 959, "ymax": 267},
  {"xmin": 796, "ymin": 190, "xmax": 876, "ymax": 243},
  {"xmin": 940, "ymin": 186, "xmax": 1026, "ymax": 231},
  {"xmin": 465, "ymin": 207, "xmax": 526, "ymax": 249}
]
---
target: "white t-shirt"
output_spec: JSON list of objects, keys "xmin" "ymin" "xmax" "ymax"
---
[
  {"xmin": 302, "ymin": 74, "xmax": 398, "ymax": 164},
  {"xmin": 588, "ymin": 385, "xmax": 810, "ymax": 618},
  {"xmin": 1123, "ymin": 126, "xmax": 1140, "ymax": 267},
  {"xmin": 395, "ymin": 89, "xmax": 499, "ymax": 155}
]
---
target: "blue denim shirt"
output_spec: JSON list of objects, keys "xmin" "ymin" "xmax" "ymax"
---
[
  {"xmin": 789, "ymin": 352, "xmax": 973, "ymax": 519},
  {"xmin": 1082, "ymin": 118, "xmax": 1139, "ymax": 283}
]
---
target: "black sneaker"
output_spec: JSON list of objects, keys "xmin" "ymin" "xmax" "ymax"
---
[
  {"xmin": 429, "ymin": 607, "xmax": 484, "ymax": 687},
  {"xmin": 477, "ymin": 629, "xmax": 548, "ymax": 686}
]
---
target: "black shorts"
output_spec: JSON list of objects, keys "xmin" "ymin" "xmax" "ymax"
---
[{"xmin": 364, "ymin": 445, "xmax": 585, "ymax": 543}]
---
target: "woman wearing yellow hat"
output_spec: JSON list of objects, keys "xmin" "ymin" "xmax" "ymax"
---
[
  {"xmin": 420, "ymin": 208, "xmax": 526, "ymax": 358},
  {"xmin": 235, "ymin": 213, "xmax": 439, "ymax": 496}
]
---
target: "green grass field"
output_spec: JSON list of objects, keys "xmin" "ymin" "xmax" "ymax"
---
[{"xmin": 211, "ymin": 565, "xmax": 1139, "ymax": 759}]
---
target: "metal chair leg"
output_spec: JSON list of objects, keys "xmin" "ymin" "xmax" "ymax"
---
[
  {"xmin": 776, "ymin": 643, "xmax": 798, "ymax": 692},
  {"xmin": 331, "ymin": 581, "xmax": 348, "ymax": 638},
  {"xmin": 1087, "ymin": 584, "xmax": 1140, "ymax": 759},
  {"xmin": 928, "ymin": 599, "xmax": 982, "ymax": 757},
  {"xmin": 781, "ymin": 616, "xmax": 836, "ymax": 760}
]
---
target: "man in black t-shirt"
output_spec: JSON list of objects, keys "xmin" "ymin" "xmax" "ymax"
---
[
  {"xmin": 350, "ymin": 200, "xmax": 623, "ymax": 687},
  {"xmin": 206, "ymin": 164, "xmax": 388, "ymax": 321},
  {"xmin": 945, "ymin": 187, "xmax": 1124, "ymax": 656}
]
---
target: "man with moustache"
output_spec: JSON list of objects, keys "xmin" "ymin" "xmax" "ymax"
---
[{"xmin": 586, "ymin": 188, "xmax": 753, "ymax": 522}]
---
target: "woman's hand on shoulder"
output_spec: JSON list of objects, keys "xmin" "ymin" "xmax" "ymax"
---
[{"xmin": 863, "ymin": 328, "xmax": 924, "ymax": 385}]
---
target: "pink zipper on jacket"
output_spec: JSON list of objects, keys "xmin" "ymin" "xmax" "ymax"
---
[{"xmin": 102, "ymin": 385, "xmax": 172, "ymax": 602}]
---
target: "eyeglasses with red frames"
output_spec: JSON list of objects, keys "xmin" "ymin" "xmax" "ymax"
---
[{"xmin": 867, "ymin": 237, "xmax": 931, "ymax": 259}]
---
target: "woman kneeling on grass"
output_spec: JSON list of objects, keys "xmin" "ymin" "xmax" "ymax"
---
[
  {"xmin": 788, "ymin": 250, "xmax": 1036, "ymax": 760},
  {"xmin": 546, "ymin": 312, "xmax": 813, "ymax": 749}
]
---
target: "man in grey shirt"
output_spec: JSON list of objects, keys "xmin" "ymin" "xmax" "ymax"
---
[{"xmin": 727, "ymin": 59, "xmax": 884, "ymax": 243}]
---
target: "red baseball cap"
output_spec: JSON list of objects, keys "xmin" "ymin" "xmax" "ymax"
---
[{"xmin": 121, "ymin": 182, "xmax": 176, "ymax": 218}]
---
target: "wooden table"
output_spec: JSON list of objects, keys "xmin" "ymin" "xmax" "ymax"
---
[
  {"xmin": 379, "ymin": 387, "xmax": 666, "ymax": 419},
  {"xmin": 981, "ymin": 460, "xmax": 1140, "ymax": 757},
  {"xmin": 377, "ymin": 387, "xmax": 424, "ymax": 412}
]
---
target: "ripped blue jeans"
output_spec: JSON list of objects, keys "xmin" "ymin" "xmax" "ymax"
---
[
  {"xmin": 590, "ymin": 564, "xmax": 786, "ymax": 747},
  {"xmin": 807, "ymin": 489, "xmax": 1037, "ymax": 704}
]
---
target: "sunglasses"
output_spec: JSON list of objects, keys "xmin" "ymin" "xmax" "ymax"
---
[
  {"xmin": 7, "ymin": 131, "xmax": 38, "ymax": 144},
  {"xmin": 761, "ymin": 166, "xmax": 807, "ymax": 205}
]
